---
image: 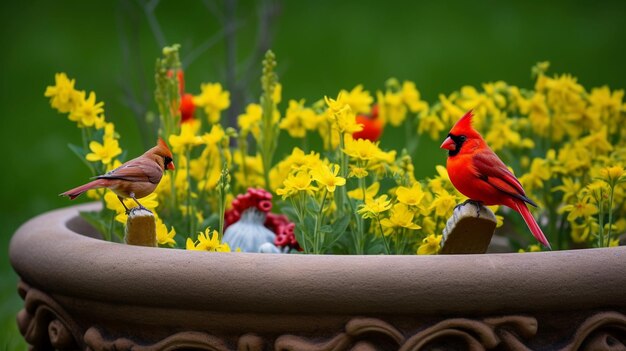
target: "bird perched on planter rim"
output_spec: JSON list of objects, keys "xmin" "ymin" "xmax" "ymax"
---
[
  {"xmin": 440, "ymin": 110, "xmax": 551, "ymax": 249},
  {"xmin": 61, "ymin": 138, "xmax": 175, "ymax": 213}
]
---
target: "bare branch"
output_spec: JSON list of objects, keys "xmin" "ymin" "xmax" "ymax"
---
[
  {"xmin": 202, "ymin": 0, "xmax": 225, "ymax": 24},
  {"xmin": 181, "ymin": 19, "xmax": 243, "ymax": 69},
  {"xmin": 139, "ymin": 0, "xmax": 167, "ymax": 47},
  {"xmin": 238, "ymin": 0, "xmax": 281, "ymax": 90}
]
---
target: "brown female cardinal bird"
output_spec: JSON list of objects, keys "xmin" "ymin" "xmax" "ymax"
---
[
  {"xmin": 61, "ymin": 138, "xmax": 175, "ymax": 213},
  {"xmin": 440, "ymin": 110, "xmax": 551, "ymax": 249}
]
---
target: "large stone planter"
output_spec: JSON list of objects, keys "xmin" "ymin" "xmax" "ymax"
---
[{"xmin": 9, "ymin": 203, "xmax": 626, "ymax": 350}]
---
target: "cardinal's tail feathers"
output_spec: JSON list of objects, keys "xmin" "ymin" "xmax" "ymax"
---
[
  {"xmin": 60, "ymin": 179, "xmax": 108, "ymax": 200},
  {"xmin": 515, "ymin": 201, "xmax": 552, "ymax": 250}
]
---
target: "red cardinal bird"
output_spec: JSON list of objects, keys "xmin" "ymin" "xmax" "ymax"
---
[
  {"xmin": 61, "ymin": 138, "xmax": 175, "ymax": 213},
  {"xmin": 440, "ymin": 110, "xmax": 551, "ymax": 249}
]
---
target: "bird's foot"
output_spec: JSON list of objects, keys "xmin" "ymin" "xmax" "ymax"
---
[
  {"xmin": 138, "ymin": 205, "xmax": 152, "ymax": 213},
  {"xmin": 455, "ymin": 199, "xmax": 484, "ymax": 218},
  {"xmin": 129, "ymin": 206, "xmax": 152, "ymax": 214}
]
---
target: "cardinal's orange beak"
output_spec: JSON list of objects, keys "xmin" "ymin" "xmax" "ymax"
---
[
  {"xmin": 167, "ymin": 162, "xmax": 175, "ymax": 170},
  {"xmin": 440, "ymin": 136, "xmax": 456, "ymax": 151}
]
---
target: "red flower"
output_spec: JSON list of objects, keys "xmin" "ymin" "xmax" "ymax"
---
[
  {"xmin": 180, "ymin": 93, "xmax": 195, "ymax": 123},
  {"xmin": 352, "ymin": 104, "xmax": 383, "ymax": 141},
  {"xmin": 168, "ymin": 69, "xmax": 195, "ymax": 123}
]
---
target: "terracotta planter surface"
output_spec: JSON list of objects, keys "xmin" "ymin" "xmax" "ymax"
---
[{"xmin": 9, "ymin": 203, "xmax": 626, "ymax": 350}]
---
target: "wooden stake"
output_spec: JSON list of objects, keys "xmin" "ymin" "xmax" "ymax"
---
[
  {"xmin": 440, "ymin": 202, "xmax": 497, "ymax": 254},
  {"xmin": 124, "ymin": 208, "xmax": 157, "ymax": 247}
]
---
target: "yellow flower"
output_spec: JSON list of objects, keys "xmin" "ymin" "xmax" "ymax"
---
[
  {"xmin": 44, "ymin": 73, "xmax": 82, "ymax": 113},
  {"xmin": 202, "ymin": 124, "xmax": 226, "ymax": 145},
  {"xmin": 270, "ymin": 82, "xmax": 282, "ymax": 105},
  {"xmin": 378, "ymin": 90, "xmax": 407, "ymax": 126},
  {"xmin": 380, "ymin": 203, "xmax": 421, "ymax": 230},
  {"xmin": 339, "ymin": 85, "xmax": 373, "ymax": 115},
  {"xmin": 342, "ymin": 136, "xmax": 382, "ymax": 161},
  {"xmin": 279, "ymin": 99, "xmax": 315, "ymax": 138},
  {"xmin": 570, "ymin": 222, "xmax": 593, "ymax": 243},
  {"xmin": 528, "ymin": 93, "xmax": 550, "ymax": 137},
  {"xmin": 269, "ymin": 148, "xmax": 322, "ymax": 191},
  {"xmin": 560, "ymin": 198, "xmax": 599, "ymax": 221},
  {"xmin": 85, "ymin": 138, "xmax": 122, "ymax": 165},
  {"xmin": 104, "ymin": 190, "xmax": 126, "ymax": 213},
  {"xmin": 417, "ymin": 234, "xmax": 442, "ymax": 255},
  {"xmin": 519, "ymin": 158, "xmax": 550, "ymax": 192},
  {"xmin": 103, "ymin": 122, "xmax": 117, "ymax": 139},
  {"xmin": 156, "ymin": 218, "xmax": 176, "ymax": 247},
  {"xmin": 484, "ymin": 115, "xmax": 522, "ymax": 152},
  {"xmin": 552, "ymin": 178, "xmax": 581, "ymax": 203},
  {"xmin": 324, "ymin": 94, "xmax": 363, "ymax": 134},
  {"xmin": 418, "ymin": 113, "xmax": 445, "ymax": 140},
  {"xmin": 112, "ymin": 193, "xmax": 160, "ymax": 223},
  {"xmin": 357, "ymin": 194, "xmax": 392, "ymax": 219},
  {"xmin": 193, "ymin": 82, "xmax": 230, "ymax": 123},
  {"xmin": 69, "ymin": 91, "xmax": 104, "ymax": 127},
  {"xmin": 396, "ymin": 183, "xmax": 425, "ymax": 207},
  {"xmin": 580, "ymin": 127, "xmax": 613, "ymax": 156},
  {"xmin": 233, "ymin": 151, "xmax": 265, "ymax": 188},
  {"xmin": 186, "ymin": 228, "xmax": 231, "ymax": 252},
  {"xmin": 311, "ymin": 163, "xmax": 346, "ymax": 193},
  {"xmin": 401, "ymin": 81, "xmax": 428, "ymax": 113},
  {"xmin": 348, "ymin": 165, "xmax": 368, "ymax": 179},
  {"xmin": 427, "ymin": 165, "xmax": 453, "ymax": 194},
  {"xmin": 238, "ymin": 103, "xmax": 262, "ymax": 138},
  {"xmin": 601, "ymin": 165, "xmax": 625, "ymax": 187},
  {"xmin": 276, "ymin": 171, "xmax": 317, "ymax": 199},
  {"xmin": 169, "ymin": 120, "xmax": 202, "ymax": 153},
  {"xmin": 430, "ymin": 189, "xmax": 457, "ymax": 217},
  {"xmin": 518, "ymin": 244, "xmax": 542, "ymax": 253},
  {"xmin": 348, "ymin": 181, "xmax": 380, "ymax": 201}
]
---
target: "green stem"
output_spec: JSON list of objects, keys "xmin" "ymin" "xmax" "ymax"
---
[
  {"xmin": 289, "ymin": 197, "xmax": 307, "ymax": 253},
  {"xmin": 185, "ymin": 148, "xmax": 194, "ymax": 236},
  {"xmin": 170, "ymin": 165, "xmax": 177, "ymax": 225},
  {"xmin": 337, "ymin": 133, "xmax": 348, "ymax": 213},
  {"xmin": 356, "ymin": 174, "xmax": 367, "ymax": 254},
  {"xmin": 607, "ymin": 185, "xmax": 615, "ymax": 247},
  {"xmin": 377, "ymin": 215, "xmax": 391, "ymax": 254},
  {"xmin": 238, "ymin": 136, "xmax": 249, "ymax": 190},
  {"xmin": 314, "ymin": 189, "xmax": 329, "ymax": 254},
  {"xmin": 598, "ymin": 188, "xmax": 605, "ymax": 248}
]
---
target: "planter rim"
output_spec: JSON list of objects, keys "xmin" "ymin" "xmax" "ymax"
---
[{"xmin": 10, "ymin": 202, "xmax": 626, "ymax": 315}]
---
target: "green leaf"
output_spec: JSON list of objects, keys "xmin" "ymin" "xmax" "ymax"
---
[
  {"xmin": 324, "ymin": 215, "xmax": 352, "ymax": 250},
  {"xmin": 281, "ymin": 206, "xmax": 299, "ymax": 221},
  {"xmin": 67, "ymin": 143, "xmax": 95, "ymax": 174},
  {"xmin": 306, "ymin": 198, "xmax": 320, "ymax": 213},
  {"xmin": 320, "ymin": 225, "xmax": 333, "ymax": 233},
  {"xmin": 331, "ymin": 215, "xmax": 351, "ymax": 237},
  {"xmin": 303, "ymin": 216, "xmax": 316, "ymax": 235}
]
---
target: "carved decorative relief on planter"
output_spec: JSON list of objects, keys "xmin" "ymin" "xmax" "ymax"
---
[{"xmin": 10, "ymin": 203, "xmax": 626, "ymax": 350}]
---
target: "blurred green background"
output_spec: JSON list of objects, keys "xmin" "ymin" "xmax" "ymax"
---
[{"xmin": 2, "ymin": 0, "xmax": 626, "ymax": 348}]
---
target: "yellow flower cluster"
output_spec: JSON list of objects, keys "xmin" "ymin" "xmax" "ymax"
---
[
  {"xmin": 45, "ymin": 73, "xmax": 122, "ymax": 171},
  {"xmin": 193, "ymin": 83, "xmax": 230, "ymax": 124},
  {"xmin": 378, "ymin": 79, "xmax": 428, "ymax": 127},
  {"xmin": 413, "ymin": 62, "xmax": 625, "ymax": 249},
  {"xmin": 49, "ymin": 51, "xmax": 626, "ymax": 255},
  {"xmin": 186, "ymin": 228, "xmax": 231, "ymax": 252}
]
